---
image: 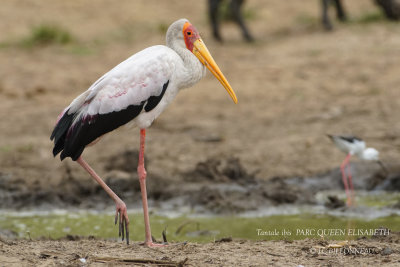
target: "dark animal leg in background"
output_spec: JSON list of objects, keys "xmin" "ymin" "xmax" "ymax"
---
[
  {"xmin": 334, "ymin": 0, "xmax": 347, "ymax": 21},
  {"xmin": 375, "ymin": 0, "xmax": 400, "ymax": 20},
  {"xmin": 322, "ymin": 0, "xmax": 346, "ymax": 30},
  {"xmin": 209, "ymin": 0, "xmax": 224, "ymax": 42},
  {"xmin": 322, "ymin": 0, "xmax": 333, "ymax": 30},
  {"xmin": 230, "ymin": 0, "xmax": 254, "ymax": 42}
]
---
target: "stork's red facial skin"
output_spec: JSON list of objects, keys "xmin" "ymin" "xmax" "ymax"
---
[{"xmin": 183, "ymin": 22, "xmax": 200, "ymax": 51}]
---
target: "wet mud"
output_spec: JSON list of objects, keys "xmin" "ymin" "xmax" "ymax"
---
[{"xmin": 0, "ymin": 151, "xmax": 397, "ymax": 213}]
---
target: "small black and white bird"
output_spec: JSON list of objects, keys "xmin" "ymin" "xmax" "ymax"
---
[{"xmin": 327, "ymin": 134, "xmax": 387, "ymax": 206}]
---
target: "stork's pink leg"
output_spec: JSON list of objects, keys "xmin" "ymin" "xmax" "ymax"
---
[
  {"xmin": 138, "ymin": 129, "xmax": 166, "ymax": 247},
  {"xmin": 77, "ymin": 156, "xmax": 129, "ymax": 244},
  {"xmin": 340, "ymin": 153, "xmax": 352, "ymax": 206}
]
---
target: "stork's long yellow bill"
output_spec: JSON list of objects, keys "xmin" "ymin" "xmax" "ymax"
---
[{"xmin": 192, "ymin": 39, "xmax": 238, "ymax": 104}]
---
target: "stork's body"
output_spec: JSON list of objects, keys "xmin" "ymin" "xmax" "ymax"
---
[
  {"xmin": 51, "ymin": 19, "xmax": 237, "ymax": 246},
  {"xmin": 327, "ymin": 134, "xmax": 385, "ymax": 207},
  {"xmin": 52, "ymin": 44, "xmax": 204, "ymax": 161}
]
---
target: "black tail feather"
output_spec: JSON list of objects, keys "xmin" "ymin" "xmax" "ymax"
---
[
  {"xmin": 50, "ymin": 110, "xmax": 74, "ymax": 159},
  {"xmin": 51, "ymin": 101, "xmax": 147, "ymax": 161}
]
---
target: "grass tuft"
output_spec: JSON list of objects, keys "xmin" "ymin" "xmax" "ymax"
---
[
  {"xmin": 218, "ymin": 2, "xmax": 256, "ymax": 21},
  {"xmin": 22, "ymin": 24, "xmax": 73, "ymax": 47},
  {"xmin": 157, "ymin": 22, "xmax": 169, "ymax": 35},
  {"xmin": 295, "ymin": 14, "xmax": 319, "ymax": 28},
  {"xmin": 355, "ymin": 11, "xmax": 386, "ymax": 24}
]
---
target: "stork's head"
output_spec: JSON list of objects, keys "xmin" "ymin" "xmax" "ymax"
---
[{"xmin": 167, "ymin": 19, "xmax": 237, "ymax": 104}]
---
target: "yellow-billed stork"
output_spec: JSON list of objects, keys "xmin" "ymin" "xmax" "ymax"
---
[{"xmin": 50, "ymin": 18, "xmax": 237, "ymax": 246}]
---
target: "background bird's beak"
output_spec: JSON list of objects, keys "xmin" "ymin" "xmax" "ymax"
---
[{"xmin": 192, "ymin": 39, "xmax": 238, "ymax": 104}]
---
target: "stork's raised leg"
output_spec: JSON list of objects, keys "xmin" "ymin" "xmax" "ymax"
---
[
  {"xmin": 77, "ymin": 156, "xmax": 129, "ymax": 244},
  {"xmin": 340, "ymin": 153, "xmax": 352, "ymax": 206},
  {"xmin": 138, "ymin": 129, "xmax": 166, "ymax": 247}
]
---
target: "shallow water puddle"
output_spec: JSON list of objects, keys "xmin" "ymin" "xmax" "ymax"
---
[
  {"xmin": 1, "ymin": 191, "xmax": 399, "ymax": 242},
  {"xmin": 315, "ymin": 190, "xmax": 400, "ymax": 208},
  {"xmin": 0, "ymin": 211, "xmax": 399, "ymax": 242}
]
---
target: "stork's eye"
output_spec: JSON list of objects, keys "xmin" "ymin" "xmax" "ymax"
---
[{"xmin": 187, "ymin": 31, "xmax": 192, "ymax": 36}]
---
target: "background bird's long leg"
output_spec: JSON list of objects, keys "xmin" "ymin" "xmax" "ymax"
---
[
  {"xmin": 137, "ymin": 129, "xmax": 165, "ymax": 247},
  {"xmin": 340, "ymin": 153, "xmax": 352, "ymax": 206},
  {"xmin": 345, "ymin": 161, "xmax": 356, "ymax": 206},
  {"xmin": 77, "ymin": 156, "xmax": 129, "ymax": 244}
]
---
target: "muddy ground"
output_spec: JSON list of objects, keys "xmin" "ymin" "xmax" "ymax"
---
[
  {"xmin": 0, "ymin": 154, "xmax": 396, "ymax": 212},
  {"xmin": 1, "ymin": 0, "xmax": 400, "ymax": 265},
  {"xmin": 1, "ymin": 233, "xmax": 400, "ymax": 267}
]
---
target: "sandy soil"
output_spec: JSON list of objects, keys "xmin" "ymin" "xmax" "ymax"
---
[
  {"xmin": 1, "ymin": 0, "xmax": 400, "ymax": 185},
  {"xmin": 1, "ymin": 234, "xmax": 400, "ymax": 267},
  {"xmin": 1, "ymin": 0, "xmax": 400, "ymax": 265}
]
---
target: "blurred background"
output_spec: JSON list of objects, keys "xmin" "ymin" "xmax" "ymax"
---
[{"xmin": 0, "ymin": 0, "xmax": 400, "ymax": 242}]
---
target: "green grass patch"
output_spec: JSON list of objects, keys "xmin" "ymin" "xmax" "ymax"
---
[
  {"xmin": 1, "ymin": 212, "xmax": 399, "ymax": 242},
  {"xmin": 0, "ymin": 42, "xmax": 10, "ymax": 49},
  {"xmin": 0, "ymin": 23, "xmax": 97, "ymax": 55},
  {"xmin": 354, "ymin": 11, "xmax": 386, "ymax": 24},
  {"xmin": 294, "ymin": 14, "xmax": 319, "ymax": 29},
  {"xmin": 358, "ymin": 192, "xmax": 400, "ymax": 208},
  {"xmin": 67, "ymin": 45, "xmax": 94, "ymax": 55},
  {"xmin": 218, "ymin": 2, "xmax": 256, "ymax": 21},
  {"xmin": 21, "ymin": 24, "xmax": 74, "ymax": 47},
  {"xmin": 157, "ymin": 22, "xmax": 169, "ymax": 35}
]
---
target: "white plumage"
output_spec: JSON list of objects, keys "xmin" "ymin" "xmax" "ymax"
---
[
  {"xmin": 67, "ymin": 45, "xmax": 202, "ymax": 129},
  {"xmin": 328, "ymin": 135, "xmax": 379, "ymax": 161}
]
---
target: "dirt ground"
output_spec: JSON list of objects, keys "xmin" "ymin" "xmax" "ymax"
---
[
  {"xmin": 1, "ymin": 234, "xmax": 400, "ymax": 267},
  {"xmin": 1, "ymin": 0, "xmax": 400, "ymax": 266}
]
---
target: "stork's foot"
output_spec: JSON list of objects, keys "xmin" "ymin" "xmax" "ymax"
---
[
  {"xmin": 114, "ymin": 200, "xmax": 130, "ymax": 244},
  {"xmin": 145, "ymin": 241, "xmax": 168, "ymax": 247}
]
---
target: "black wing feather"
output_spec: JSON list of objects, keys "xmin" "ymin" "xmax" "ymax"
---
[
  {"xmin": 50, "ymin": 110, "xmax": 74, "ymax": 156},
  {"xmin": 327, "ymin": 134, "xmax": 363, "ymax": 144},
  {"xmin": 144, "ymin": 80, "xmax": 169, "ymax": 112},
  {"xmin": 61, "ymin": 104, "xmax": 144, "ymax": 161},
  {"xmin": 337, "ymin": 135, "xmax": 362, "ymax": 143},
  {"xmin": 51, "ymin": 80, "xmax": 169, "ymax": 161}
]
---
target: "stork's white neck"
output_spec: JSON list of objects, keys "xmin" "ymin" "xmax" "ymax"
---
[{"xmin": 167, "ymin": 39, "xmax": 206, "ymax": 90}]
